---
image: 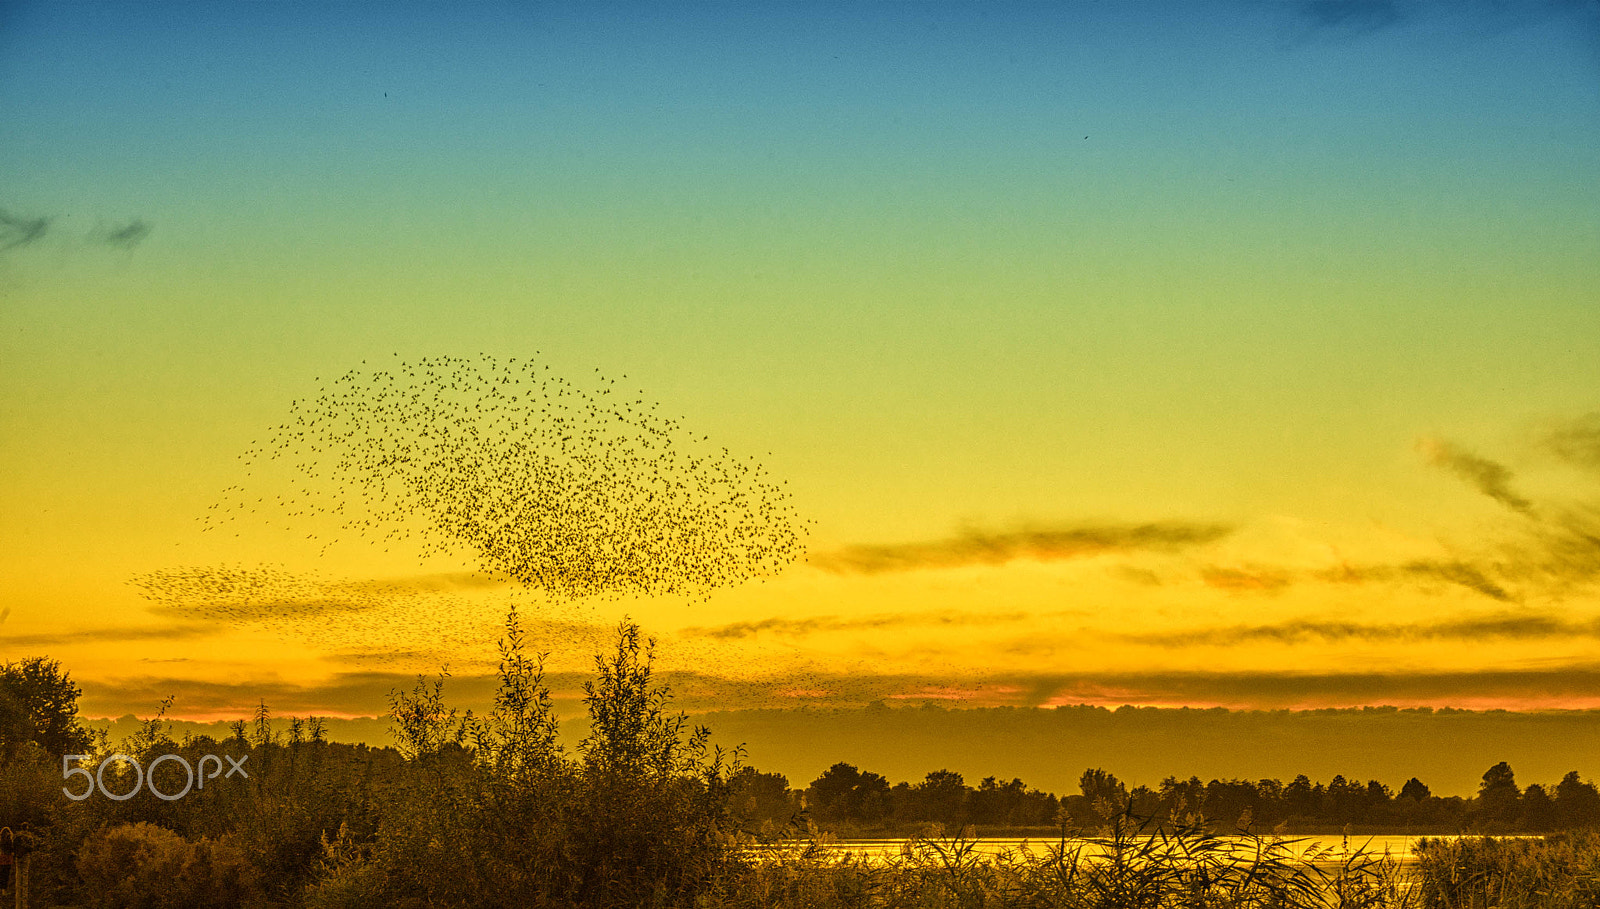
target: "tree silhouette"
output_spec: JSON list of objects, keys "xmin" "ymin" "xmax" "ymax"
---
[
  {"xmin": 806, "ymin": 762, "xmax": 890, "ymax": 823},
  {"xmin": 1399, "ymin": 777, "xmax": 1431, "ymax": 801},
  {"xmin": 0, "ymin": 657, "xmax": 92, "ymax": 759},
  {"xmin": 1556, "ymin": 770, "xmax": 1600, "ymax": 828},
  {"xmin": 1475, "ymin": 761, "xmax": 1522, "ymax": 830}
]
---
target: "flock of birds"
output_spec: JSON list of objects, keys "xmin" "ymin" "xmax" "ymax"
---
[
  {"xmin": 204, "ymin": 353, "xmax": 805, "ymax": 600},
  {"xmin": 132, "ymin": 354, "xmax": 812, "ymax": 676},
  {"xmin": 131, "ymin": 563, "xmax": 510, "ymax": 664}
]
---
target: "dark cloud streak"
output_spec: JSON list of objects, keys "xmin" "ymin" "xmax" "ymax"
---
[
  {"xmin": 1, "ymin": 623, "xmax": 215, "ymax": 649},
  {"xmin": 684, "ymin": 609, "xmax": 1038, "ymax": 640},
  {"xmin": 1400, "ymin": 560, "xmax": 1513, "ymax": 601},
  {"xmin": 1113, "ymin": 610, "xmax": 1600, "ymax": 648},
  {"xmin": 809, "ymin": 521, "xmax": 1232, "ymax": 575},
  {"xmin": 0, "ymin": 208, "xmax": 49, "ymax": 250},
  {"xmin": 96, "ymin": 218, "xmax": 151, "ymax": 248},
  {"xmin": 1418, "ymin": 437, "xmax": 1536, "ymax": 517},
  {"xmin": 1547, "ymin": 413, "xmax": 1600, "ymax": 473},
  {"xmin": 1300, "ymin": 0, "xmax": 1404, "ymax": 31}
]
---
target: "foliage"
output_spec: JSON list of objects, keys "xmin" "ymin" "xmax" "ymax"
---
[
  {"xmin": 1413, "ymin": 831, "xmax": 1600, "ymax": 909},
  {"xmin": 0, "ymin": 655, "xmax": 93, "ymax": 759},
  {"xmin": 797, "ymin": 760, "xmax": 1600, "ymax": 838},
  {"xmin": 308, "ymin": 612, "xmax": 744, "ymax": 909},
  {"xmin": 74, "ymin": 822, "xmax": 267, "ymax": 909},
  {"xmin": 0, "ymin": 741, "xmax": 63, "ymax": 835}
]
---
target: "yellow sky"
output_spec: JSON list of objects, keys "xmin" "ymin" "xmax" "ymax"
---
[{"xmin": 3, "ymin": 2, "xmax": 1600, "ymax": 722}]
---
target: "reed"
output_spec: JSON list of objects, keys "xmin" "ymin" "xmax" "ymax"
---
[
  {"xmin": 1412, "ymin": 831, "xmax": 1600, "ymax": 909},
  {"xmin": 704, "ymin": 808, "xmax": 1430, "ymax": 909}
]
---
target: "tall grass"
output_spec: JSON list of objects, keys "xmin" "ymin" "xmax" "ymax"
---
[
  {"xmin": 1413, "ymin": 831, "xmax": 1600, "ymax": 909},
  {"xmin": 706, "ymin": 807, "xmax": 1426, "ymax": 909}
]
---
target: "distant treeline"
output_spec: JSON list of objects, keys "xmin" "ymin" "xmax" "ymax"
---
[
  {"xmin": 727, "ymin": 760, "xmax": 1600, "ymax": 837},
  {"xmin": 698, "ymin": 702, "xmax": 1600, "ymax": 801}
]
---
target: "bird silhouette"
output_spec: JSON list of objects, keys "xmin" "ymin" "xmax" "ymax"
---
[{"xmin": 140, "ymin": 353, "xmax": 810, "ymax": 684}]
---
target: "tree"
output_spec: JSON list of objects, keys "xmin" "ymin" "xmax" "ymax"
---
[
  {"xmin": 580, "ymin": 621, "xmax": 695, "ymax": 780},
  {"xmin": 1474, "ymin": 761, "xmax": 1521, "ymax": 830},
  {"xmin": 1284, "ymin": 774, "xmax": 1319, "ymax": 820},
  {"xmin": 1159, "ymin": 775, "xmax": 1208, "ymax": 824},
  {"xmin": 729, "ymin": 767, "xmax": 796, "ymax": 830},
  {"xmin": 912, "ymin": 770, "xmax": 969, "ymax": 826},
  {"xmin": 1555, "ymin": 771, "xmax": 1600, "ymax": 829},
  {"xmin": 0, "ymin": 656, "xmax": 93, "ymax": 758},
  {"xmin": 1204, "ymin": 779, "xmax": 1260, "ymax": 830},
  {"xmin": 1399, "ymin": 777, "xmax": 1431, "ymax": 801},
  {"xmin": 1080, "ymin": 768, "xmax": 1127, "ymax": 807},
  {"xmin": 969, "ymin": 777, "xmax": 1053, "ymax": 828},
  {"xmin": 806, "ymin": 763, "xmax": 890, "ymax": 823},
  {"xmin": 967, "ymin": 777, "xmax": 1008, "ymax": 826},
  {"xmin": 1364, "ymin": 779, "xmax": 1392, "ymax": 806},
  {"xmin": 1520, "ymin": 784, "xmax": 1557, "ymax": 832},
  {"xmin": 1325, "ymin": 775, "xmax": 1362, "ymax": 824}
]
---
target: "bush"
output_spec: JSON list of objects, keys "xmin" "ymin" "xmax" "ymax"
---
[
  {"xmin": 306, "ymin": 612, "xmax": 745, "ymax": 908},
  {"xmin": 75, "ymin": 822, "xmax": 267, "ymax": 909}
]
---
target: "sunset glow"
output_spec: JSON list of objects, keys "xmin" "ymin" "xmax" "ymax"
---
[{"xmin": 3, "ymin": 2, "xmax": 1599, "ymax": 752}]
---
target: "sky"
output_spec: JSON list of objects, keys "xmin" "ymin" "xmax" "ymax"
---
[{"xmin": 3, "ymin": 1, "xmax": 1600, "ymax": 731}]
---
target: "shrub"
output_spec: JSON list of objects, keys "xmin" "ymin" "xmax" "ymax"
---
[
  {"xmin": 75, "ymin": 822, "xmax": 267, "ymax": 909},
  {"xmin": 309, "ymin": 611, "xmax": 744, "ymax": 908}
]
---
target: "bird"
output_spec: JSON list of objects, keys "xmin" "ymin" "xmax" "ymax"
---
[{"xmin": 151, "ymin": 353, "xmax": 808, "ymax": 685}]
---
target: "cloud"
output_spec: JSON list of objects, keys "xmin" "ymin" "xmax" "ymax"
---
[
  {"xmin": 1132, "ymin": 425, "xmax": 1598, "ymax": 604},
  {"xmin": 1, "ymin": 208, "xmax": 155, "ymax": 252},
  {"xmin": 127, "ymin": 564, "xmax": 562, "ymax": 664},
  {"xmin": 1521, "ymin": 507, "xmax": 1600, "ymax": 591},
  {"xmin": 0, "ymin": 623, "xmax": 215, "ymax": 649},
  {"xmin": 1546, "ymin": 413, "xmax": 1600, "ymax": 473},
  {"xmin": 328, "ymin": 649, "xmax": 452, "ymax": 668},
  {"xmin": 683, "ymin": 609, "xmax": 1036, "ymax": 641},
  {"xmin": 76, "ymin": 658, "xmax": 1600, "ymax": 718},
  {"xmin": 1417, "ymin": 437, "xmax": 1535, "ymax": 517},
  {"xmin": 78, "ymin": 671, "xmax": 468, "ymax": 719},
  {"xmin": 1295, "ymin": 0, "xmax": 1406, "ymax": 38},
  {"xmin": 0, "ymin": 208, "xmax": 50, "ymax": 250},
  {"xmin": 1409, "ymin": 425, "xmax": 1600, "ymax": 595},
  {"xmin": 808, "ymin": 521, "xmax": 1233, "ymax": 575},
  {"xmin": 1321, "ymin": 558, "xmax": 1513, "ymax": 600},
  {"xmin": 1187, "ymin": 557, "xmax": 1512, "ymax": 601},
  {"xmin": 1026, "ymin": 664, "xmax": 1600, "ymax": 710},
  {"xmin": 1200, "ymin": 566, "xmax": 1294, "ymax": 593},
  {"xmin": 95, "ymin": 218, "xmax": 151, "ymax": 248},
  {"xmin": 1400, "ymin": 559, "xmax": 1514, "ymax": 601},
  {"xmin": 1113, "ymin": 610, "xmax": 1600, "ymax": 648}
]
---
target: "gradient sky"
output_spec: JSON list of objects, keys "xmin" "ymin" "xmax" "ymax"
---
[{"xmin": 3, "ymin": 1, "xmax": 1600, "ymax": 724}]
